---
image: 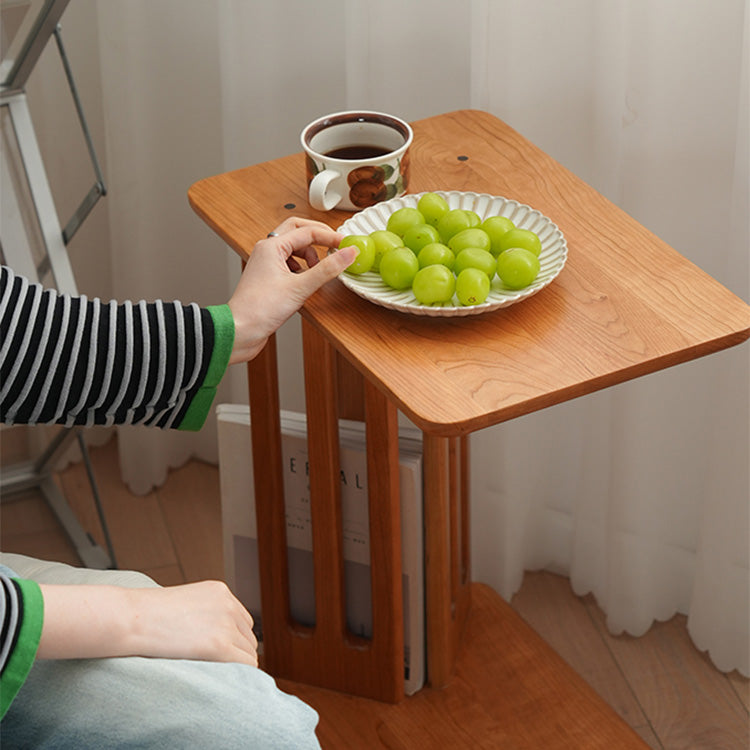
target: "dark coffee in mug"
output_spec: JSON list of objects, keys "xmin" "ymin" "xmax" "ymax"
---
[{"xmin": 324, "ymin": 144, "xmax": 391, "ymax": 160}]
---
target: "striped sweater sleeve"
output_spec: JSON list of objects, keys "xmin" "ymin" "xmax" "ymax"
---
[
  {"xmin": 0, "ymin": 575, "xmax": 43, "ymax": 719},
  {"xmin": 0, "ymin": 265, "xmax": 234, "ymax": 431}
]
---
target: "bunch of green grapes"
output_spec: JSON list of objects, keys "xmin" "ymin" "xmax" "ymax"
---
[{"xmin": 340, "ymin": 192, "xmax": 542, "ymax": 306}]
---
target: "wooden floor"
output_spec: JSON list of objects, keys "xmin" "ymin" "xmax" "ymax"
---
[{"xmin": 1, "ymin": 437, "xmax": 748, "ymax": 749}]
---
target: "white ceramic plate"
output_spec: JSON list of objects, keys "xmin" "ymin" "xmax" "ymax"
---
[{"xmin": 337, "ymin": 190, "xmax": 568, "ymax": 317}]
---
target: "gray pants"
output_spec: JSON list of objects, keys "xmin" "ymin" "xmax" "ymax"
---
[{"xmin": 0, "ymin": 554, "xmax": 321, "ymax": 749}]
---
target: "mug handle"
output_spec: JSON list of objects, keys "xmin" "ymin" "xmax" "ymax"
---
[{"xmin": 309, "ymin": 169, "xmax": 343, "ymax": 211}]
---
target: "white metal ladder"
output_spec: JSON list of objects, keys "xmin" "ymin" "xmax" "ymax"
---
[{"xmin": 1, "ymin": 0, "xmax": 114, "ymax": 568}]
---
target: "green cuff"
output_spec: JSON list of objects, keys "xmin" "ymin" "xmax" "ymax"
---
[
  {"xmin": 0, "ymin": 578, "xmax": 44, "ymax": 719},
  {"xmin": 178, "ymin": 304, "xmax": 235, "ymax": 431}
]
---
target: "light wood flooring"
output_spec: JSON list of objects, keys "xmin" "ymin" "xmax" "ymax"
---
[{"xmin": 1, "ymin": 436, "xmax": 748, "ymax": 749}]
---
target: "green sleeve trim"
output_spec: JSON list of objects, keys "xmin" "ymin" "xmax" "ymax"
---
[
  {"xmin": 0, "ymin": 578, "xmax": 43, "ymax": 719},
  {"xmin": 178, "ymin": 304, "xmax": 235, "ymax": 431}
]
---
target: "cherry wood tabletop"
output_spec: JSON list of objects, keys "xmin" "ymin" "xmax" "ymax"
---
[{"xmin": 189, "ymin": 109, "xmax": 750, "ymax": 436}]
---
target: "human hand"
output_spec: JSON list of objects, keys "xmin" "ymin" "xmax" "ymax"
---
[
  {"xmin": 38, "ymin": 580, "xmax": 259, "ymax": 667},
  {"xmin": 227, "ymin": 217, "xmax": 358, "ymax": 364},
  {"xmin": 125, "ymin": 580, "xmax": 258, "ymax": 666}
]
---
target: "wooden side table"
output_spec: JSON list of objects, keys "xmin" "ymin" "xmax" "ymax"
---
[{"xmin": 189, "ymin": 110, "xmax": 749, "ymax": 748}]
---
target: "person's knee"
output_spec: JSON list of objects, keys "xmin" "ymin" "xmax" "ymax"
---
[
  {"xmin": 194, "ymin": 661, "xmax": 321, "ymax": 749},
  {"xmin": 4, "ymin": 656, "xmax": 321, "ymax": 750}
]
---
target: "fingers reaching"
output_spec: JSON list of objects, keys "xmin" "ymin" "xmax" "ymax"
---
[
  {"xmin": 226, "ymin": 218, "xmax": 360, "ymax": 364},
  {"xmin": 263, "ymin": 221, "xmax": 358, "ymax": 276},
  {"xmin": 267, "ymin": 217, "xmax": 337, "ymax": 242},
  {"xmin": 290, "ymin": 243, "xmax": 322, "ymax": 270}
]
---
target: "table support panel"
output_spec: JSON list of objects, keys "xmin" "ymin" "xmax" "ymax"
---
[{"xmin": 248, "ymin": 327, "xmax": 405, "ymax": 703}]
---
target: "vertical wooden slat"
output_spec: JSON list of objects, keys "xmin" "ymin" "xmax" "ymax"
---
[
  {"xmin": 424, "ymin": 433, "xmax": 473, "ymax": 688},
  {"xmin": 364, "ymin": 379, "xmax": 404, "ymax": 696},
  {"xmin": 448, "ymin": 438, "xmax": 460, "ymax": 606},
  {"xmin": 302, "ymin": 319, "xmax": 347, "ymax": 640},
  {"xmin": 423, "ymin": 433, "xmax": 453, "ymax": 687},
  {"xmin": 336, "ymin": 352, "xmax": 366, "ymax": 421},
  {"xmin": 246, "ymin": 334, "xmax": 294, "ymax": 673},
  {"xmin": 460, "ymin": 435, "xmax": 471, "ymax": 586},
  {"xmin": 454, "ymin": 436, "xmax": 472, "ymax": 648}
]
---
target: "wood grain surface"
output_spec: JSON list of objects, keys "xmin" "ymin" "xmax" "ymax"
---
[
  {"xmin": 279, "ymin": 582, "xmax": 650, "ymax": 749},
  {"xmin": 188, "ymin": 109, "xmax": 750, "ymax": 436}
]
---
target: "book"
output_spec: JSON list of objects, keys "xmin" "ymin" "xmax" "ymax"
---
[{"xmin": 216, "ymin": 403, "xmax": 425, "ymax": 694}]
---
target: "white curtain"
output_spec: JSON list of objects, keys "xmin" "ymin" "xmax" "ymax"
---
[{"xmin": 22, "ymin": 0, "xmax": 748, "ymax": 675}]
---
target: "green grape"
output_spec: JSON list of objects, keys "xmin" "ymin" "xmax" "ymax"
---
[
  {"xmin": 481, "ymin": 216, "xmax": 516, "ymax": 255},
  {"xmin": 369, "ymin": 229, "xmax": 403, "ymax": 271},
  {"xmin": 340, "ymin": 234, "xmax": 376, "ymax": 274},
  {"xmin": 417, "ymin": 192, "xmax": 450, "ymax": 227},
  {"xmin": 454, "ymin": 247, "xmax": 497, "ymax": 279},
  {"xmin": 386, "ymin": 207, "xmax": 425, "ymax": 237},
  {"xmin": 417, "ymin": 242, "xmax": 455, "ymax": 270},
  {"xmin": 456, "ymin": 267, "xmax": 490, "ymax": 306},
  {"xmin": 412, "ymin": 264, "xmax": 456, "ymax": 305},
  {"xmin": 437, "ymin": 209, "xmax": 473, "ymax": 244},
  {"xmin": 497, "ymin": 228, "xmax": 542, "ymax": 257},
  {"xmin": 402, "ymin": 223, "xmax": 441, "ymax": 254},
  {"xmin": 379, "ymin": 247, "xmax": 419, "ymax": 290},
  {"xmin": 464, "ymin": 210, "xmax": 481, "ymax": 228},
  {"xmin": 448, "ymin": 228, "xmax": 492, "ymax": 255},
  {"xmin": 496, "ymin": 247, "xmax": 540, "ymax": 289}
]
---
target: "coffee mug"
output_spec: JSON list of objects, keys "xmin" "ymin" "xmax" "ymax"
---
[{"xmin": 301, "ymin": 111, "xmax": 413, "ymax": 212}]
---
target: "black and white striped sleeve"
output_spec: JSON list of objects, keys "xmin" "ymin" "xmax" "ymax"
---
[
  {"xmin": 0, "ymin": 574, "xmax": 23, "ymax": 678},
  {"xmin": 0, "ymin": 265, "xmax": 234, "ymax": 431}
]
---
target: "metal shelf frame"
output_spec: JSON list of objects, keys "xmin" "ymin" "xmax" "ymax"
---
[{"xmin": 1, "ymin": 0, "xmax": 114, "ymax": 568}]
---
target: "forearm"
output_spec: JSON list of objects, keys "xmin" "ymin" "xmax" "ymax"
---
[
  {"xmin": 0, "ymin": 265, "xmax": 223, "ymax": 431},
  {"xmin": 37, "ymin": 583, "xmax": 140, "ymax": 660},
  {"xmin": 37, "ymin": 580, "xmax": 259, "ymax": 666}
]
